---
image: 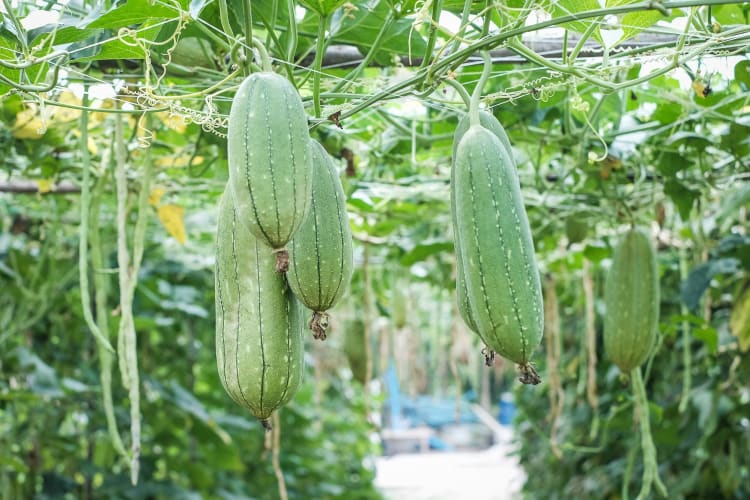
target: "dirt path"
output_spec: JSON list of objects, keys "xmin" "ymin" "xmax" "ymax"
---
[{"xmin": 375, "ymin": 437, "xmax": 524, "ymax": 500}]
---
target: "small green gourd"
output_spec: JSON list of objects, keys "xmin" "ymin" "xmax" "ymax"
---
[
  {"xmin": 603, "ymin": 227, "xmax": 660, "ymax": 373},
  {"xmin": 287, "ymin": 140, "xmax": 353, "ymax": 340}
]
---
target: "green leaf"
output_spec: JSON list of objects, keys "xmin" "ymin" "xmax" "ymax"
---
[
  {"xmin": 712, "ymin": 5, "xmax": 748, "ymax": 25},
  {"xmin": 681, "ymin": 258, "xmax": 740, "ymax": 310},
  {"xmin": 606, "ymin": 0, "xmax": 667, "ymax": 44},
  {"xmin": 693, "ymin": 326, "xmax": 718, "ymax": 354},
  {"xmin": 651, "ymin": 100, "xmax": 682, "ymax": 125},
  {"xmin": 730, "ymin": 286, "xmax": 750, "ymax": 352},
  {"xmin": 618, "ymin": 10, "xmax": 662, "ymax": 43},
  {"xmin": 399, "ymin": 241, "xmax": 453, "ymax": 266},
  {"xmin": 734, "ymin": 60, "xmax": 750, "ymax": 89},
  {"xmin": 320, "ymin": 0, "xmax": 427, "ymax": 59},
  {"xmin": 665, "ymin": 131, "xmax": 712, "ymax": 151},
  {"xmin": 648, "ymin": 401, "xmax": 663, "ymax": 423},
  {"xmin": 549, "ymin": 0, "xmax": 603, "ymax": 45},
  {"xmin": 31, "ymin": 26, "xmax": 97, "ymax": 48},
  {"xmin": 0, "ymin": 36, "xmax": 20, "ymax": 95},
  {"xmin": 664, "ymin": 179, "xmax": 699, "ymax": 221},
  {"xmin": 73, "ymin": 24, "xmax": 163, "ymax": 61},
  {"xmin": 656, "ymin": 151, "xmax": 687, "ymax": 177},
  {"xmin": 299, "ymin": 0, "xmax": 348, "ymax": 16},
  {"xmin": 583, "ymin": 241, "xmax": 610, "ymax": 262},
  {"xmin": 87, "ymin": 0, "xmax": 180, "ymax": 29}
]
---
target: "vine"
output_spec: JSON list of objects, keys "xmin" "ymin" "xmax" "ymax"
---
[
  {"xmin": 89, "ymin": 165, "xmax": 128, "ymax": 460},
  {"xmin": 114, "ymin": 111, "xmax": 154, "ymax": 484},
  {"xmin": 583, "ymin": 259, "xmax": 600, "ymax": 439},
  {"xmin": 543, "ymin": 276, "xmax": 564, "ymax": 458},
  {"xmin": 631, "ymin": 368, "xmax": 668, "ymax": 499},
  {"xmin": 77, "ymin": 86, "xmax": 115, "ymax": 353}
]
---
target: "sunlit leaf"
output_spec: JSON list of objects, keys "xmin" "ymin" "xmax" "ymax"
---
[{"xmin": 158, "ymin": 203, "xmax": 187, "ymax": 244}]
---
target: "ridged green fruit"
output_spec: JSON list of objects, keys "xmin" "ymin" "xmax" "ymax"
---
[
  {"xmin": 215, "ymin": 190, "xmax": 305, "ymax": 429},
  {"xmin": 453, "ymin": 125, "xmax": 544, "ymax": 384},
  {"xmin": 227, "ymin": 72, "xmax": 312, "ymax": 272},
  {"xmin": 603, "ymin": 228, "xmax": 660, "ymax": 373},
  {"xmin": 451, "ymin": 111, "xmax": 513, "ymax": 344},
  {"xmin": 287, "ymin": 140, "xmax": 353, "ymax": 340}
]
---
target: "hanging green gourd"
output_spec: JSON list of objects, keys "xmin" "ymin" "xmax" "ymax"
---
[
  {"xmin": 214, "ymin": 190, "xmax": 305, "ymax": 429},
  {"xmin": 451, "ymin": 110, "xmax": 514, "ymax": 364},
  {"xmin": 227, "ymin": 43, "xmax": 312, "ymax": 272},
  {"xmin": 287, "ymin": 140, "xmax": 354, "ymax": 340},
  {"xmin": 603, "ymin": 228, "xmax": 659, "ymax": 373},
  {"xmin": 451, "ymin": 52, "xmax": 544, "ymax": 384},
  {"xmin": 604, "ymin": 227, "xmax": 667, "ymax": 499}
]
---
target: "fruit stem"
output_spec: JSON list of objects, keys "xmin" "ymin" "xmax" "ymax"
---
[
  {"xmin": 312, "ymin": 14, "xmax": 330, "ymax": 118},
  {"xmin": 469, "ymin": 51, "xmax": 492, "ymax": 127}
]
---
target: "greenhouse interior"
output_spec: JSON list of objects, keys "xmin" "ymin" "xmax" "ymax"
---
[{"xmin": 1, "ymin": 0, "xmax": 749, "ymax": 499}]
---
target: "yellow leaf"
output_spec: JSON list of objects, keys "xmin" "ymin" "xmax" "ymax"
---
[
  {"xmin": 157, "ymin": 204, "xmax": 186, "ymax": 244},
  {"xmin": 155, "ymin": 154, "xmax": 204, "ymax": 168},
  {"xmin": 37, "ymin": 178, "xmax": 55, "ymax": 194},
  {"xmin": 87, "ymin": 137, "xmax": 99, "ymax": 156},
  {"xmin": 692, "ymin": 80, "xmax": 709, "ymax": 99},
  {"xmin": 156, "ymin": 111, "xmax": 187, "ymax": 133},
  {"xmin": 54, "ymin": 91, "xmax": 82, "ymax": 122},
  {"xmin": 730, "ymin": 286, "xmax": 750, "ymax": 352},
  {"xmin": 90, "ymin": 98, "xmax": 116, "ymax": 126},
  {"xmin": 149, "ymin": 187, "xmax": 166, "ymax": 206},
  {"xmin": 70, "ymin": 129, "xmax": 99, "ymax": 155},
  {"xmin": 13, "ymin": 108, "xmax": 47, "ymax": 139}
]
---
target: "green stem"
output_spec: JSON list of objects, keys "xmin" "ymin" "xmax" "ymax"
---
[
  {"xmin": 376, "ymin": 109, "xmax": 454, "ymax": 142},
  {"xmin": 622, "ymin": 438, "xmax": 638, "ymax": 500},
  {"xmin": 242, "ymin": 0, "xmax": 253, "ymax": 74},
  {"xmin": 444, "ymin": 78, "xmax": 471, "ymax": 107},
  {"xmin": 42, "ymin": 98, "xmax": 167, "ymax": 114},
  {"xmin": 114, "ymin": 112, "xmax": 154, "ymax": 485},
  {"xmin": 0, "ymin": 54, "xmax": 68, "ymax": 92},
  {"xmin": 678, "ymin": 244, "xmax": 692, "ymax": 413},
  {"xmin": 312, "ymin": 14, "xmax": 330, "ymax": 118},
  {"xmin": 568, "ymin": 19, "xmax": 602, "ymax": 62},
  {"xmin": 469, "ymin": 52, "xmax": 492, "ymax": 127},
  {"xmin": 2, "ymin": 0, "xmax": 29, "ymax": 56},
  {"xmin": 0, "ymin": 50, "xmax": 67, "ymax": 69},
  {"xmin": 78, "ymin": 86, "xmax": 115, "ymax": 353},
  {"xmin": 254, "ymin": 9, "xmax": 295, "ymax": 81},
  {"xmin": 251, "ymin": 38, "xmax": 273, "ymax": 72},
  {"xmin": 268, "ymin": 0, "xmax": 279, "ymax": 47},
  {"xmin": 631, "ymin": 367, "xmax": 668, "ymax": 500},
  {"xmin": 217, "ymin": 0, "xmax": 235, "ymax": 40},
  {"xmin": 510, "ymin": 39, "xmax": 614, "ymax": 90},
  {"xmin": 420, "ymin": 0, "xmax": 444, "ymax": 70},
  {"xmin": 674, "ymin": 7, "xmax": 695, "ymax": 63},
  {"xmin": 90, "ymin": 170, "xmax": 128, "ymax": 459},
  {"xmin": 449, "ymin": 0, "xmax": 475, "ymax": 57},
  {"xmin": 193, "ymin": 20, "xmax": 231, "ymax": 49},
  {"xmin": 481, "ymin": 1, "xmax": 492, "ymax": 37},
  {"xmin": 286, "ymin": 0, "xmax": 298, "ymax": 62}
]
